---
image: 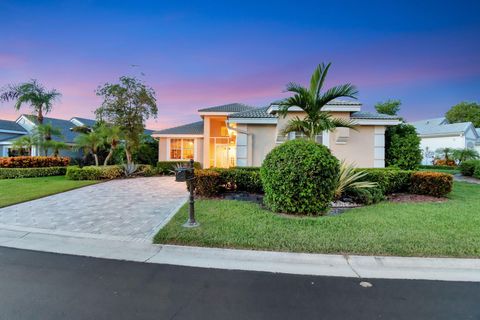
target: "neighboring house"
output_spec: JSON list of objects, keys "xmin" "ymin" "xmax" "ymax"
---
[
  {"xmin": 0, "ymin": 115, "xmax": 97, "ymax": 157},
  {"xmin": 152, "ymin": 101, "xmax": 401, "ymax": 168},
  {"xmin": 410, "ymin": 117, "xmax": 480, "ymax": 165}
]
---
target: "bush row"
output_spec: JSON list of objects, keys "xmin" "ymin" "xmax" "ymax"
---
[
  {"xmin": 0, "ymin": 156, "xmax": 70, "ymax": 168},
  {"xmin": 157, "ymin": 161, "xmax": 201, "ymax": 175},
  {"xmin": 0, "ymin": 167, "xmax": 67, "ymax": 179},
  {"xmin": 419, "ymin": 164, "xmax": 457, "ymax": 170},
  {"xmin": 459, "ymin": 160, "xmax": 480, "ymax": 177},
  {"xmin": 357, "ymin": 168, "xmax": 412, "ymax": 194},
  {"xmin": 410, "ymin": 172, "xmax": 453, "ymax": 197},
  {"xmin": 66, "ymin": 166, "xmax": 124, "ymax": 180},
  {"xmin": 193, "ymin": 167, "xmax": 263, "ymax": 197}
]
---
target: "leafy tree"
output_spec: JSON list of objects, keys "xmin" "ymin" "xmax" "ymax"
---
[
  {"xmin": 374, "ymin": 99, "xmax": 401, "ymax": 116},
  {"xmin": 452, "ymin": 148, "xmax": 479, "ymax": 163},
  {"xmin": 95, "ymin": 76, "xmax": 157, "ymax": 165},
  {"xmin": 445, "ymin": 101, "xmax": 480, "ymax": 127},
  {"xmin": 75, "ymin": 131, "xmax": 103, "ymax": 166},
  {"xmin": 385, "ymin": 124, "xmax": 422, "ymax": 170},
  {"xmin": 274, "ymin": 63, "xmax": 358, "ymax": 140},
  {"xmin": 435, "ymin": 147, "xmax": 454, "ymax": 162},
  {"xmin": 0, "ymin": 79, "xmax": 61, "ymax": 124},
  {"xmin": 132, "ymin": 134, "xmax": 159, "ymax": 165}
]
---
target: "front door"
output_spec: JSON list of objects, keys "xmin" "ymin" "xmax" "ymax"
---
[{"xmin": 215, "ymin": 144, "xmax": 229, "ymax": 168}]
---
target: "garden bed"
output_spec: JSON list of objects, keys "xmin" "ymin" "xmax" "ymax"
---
[{"xmin": 154, "ymin": 181, "xmax": 480, "ymax": 258}]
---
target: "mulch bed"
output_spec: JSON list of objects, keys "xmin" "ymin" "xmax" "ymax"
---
[{"xmin": 387, "ymin": 193, "xmax": 448, "ymax": 203}]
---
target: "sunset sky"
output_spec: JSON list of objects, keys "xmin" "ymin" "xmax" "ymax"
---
[{"xmin": 1, "ymin": 0, "xmax": 479, "ymax": 130}]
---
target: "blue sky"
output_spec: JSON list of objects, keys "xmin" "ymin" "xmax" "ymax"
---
[{"xmin": 0, "ymin": 0, "xmax": 479, "ymax": 129}]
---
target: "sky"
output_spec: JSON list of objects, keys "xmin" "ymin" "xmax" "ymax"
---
[{"xmin": 0, "ymin": 0, "xmax": 479, "ymax": 130}]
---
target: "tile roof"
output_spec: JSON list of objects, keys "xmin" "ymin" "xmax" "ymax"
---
[
  {"xmin": 153, "ymin": 121, "xmax": 204, "ymax": 135},
  {"xmin": 228, "ymin": 106, "xmax": 276, "ymax": 119},
  {"xmin": 198, "ymin": 103, "xmax": 255, "ymax": 113},
  {"xmin": 410, "ymin": 117, "xmax": 448, "ymax": 127},
  {"xmin": 326, "ymin": 99, "xmax": 362, "ymax": 106},
  {"xmin": 412, "ymin": 120, "xmax": 473, "ymax": 136},
  {"xmin": 0, "ymin": 133, "xmax": 25, "ymax": 142},
  {"xmin": 0, "ymin": 119, "xmax": 28, "ymax": 133},
  {"xmin": 23, "ymin": 115, "xmax": 81, "ymax": 143},
  {"xmin": 350, "ymin": 111, "xmax": 400, "ymax": 119}
]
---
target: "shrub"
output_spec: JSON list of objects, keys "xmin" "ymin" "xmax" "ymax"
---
[
  {"xmin": 358, "ymin": 168, "xmax": 412, "ymax": 194},
  {"xmin": 419, "ymin": 165, "xmax": 456, "ymax": 170},
  {"xmin": 193, "ymin": 169, "xmax": 222, "ymax": 197},
  {"xmin": 459, "ymin": 160, "xmax": 480, "ymax": 176},
  {"xmin": 474, "ymin": 163, "xmax": 480, "ymax": 179},
  {"xmin": 260, "ymin": 139, "xmax": 340, "ymax": 215},
  {"xmin": 385, "ymin": 124, "xmax": 422, "ymax": 170},
  {"xmin": 410, "ymin": 172, "xmax": 453, "ymax": 197},
  {"xmin": 213, "ymin": 167, "xmax": 263, "ymax": 193},
  {"xmin": 157, "ymin": 161, "xmax": 201, "ymax": 175},
  {"xmin": 66, "ymin": 165, "xmax": 124, "ymax": 180},
  {"xmin": 0, "ymin": 167, "xmax": 67, "ymax": 179},
  {"xmin": 433, "ymin": 159, "xmax": 456, "ymax": 167},
  {"xmin": 344, "ymin": 187, "xmax": 384, "ymax": 205},
  {"xmin": 0, "ymin": 156, "xmax": 70, "ymax": 168}
]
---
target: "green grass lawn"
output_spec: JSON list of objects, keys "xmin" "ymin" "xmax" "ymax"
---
[
  {"xmin": 0, "ymin": 176, "xmax": 98, "ymax": 208},
  {"xmin": 155, "ymin": 182, "xmax": 480, "ymax": 258},
  {"xmin": 420, "ymin": 168, "xmax": 460, "ymax": 175}
]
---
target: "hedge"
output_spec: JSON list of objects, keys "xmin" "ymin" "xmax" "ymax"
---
[
  {"xmin": 419, "ymin": 165, "xmax": 457, "ymax": 170},
  {"xmin": 459, "ymin": 160, "xmax": 480, "ymax": 176},
  {"xmin": 410, "ymin": 172, "xmax": 453, "ymax": 197},
  {"xmin": 0, "ymin": 167, "xmax": 67, "ymax": 179},
  {"xmin": 192, "ymin": 167, "xmax": 262, "ymax": 196},
  {"xmin": 474, "ymin": 164, "xmax": 480, "ymax": 179},
  {"xmin": 192, "ymin": 169, "xmax": 222, "ymax": 197},
  {"xmin": 157, "ymin": 161, "xmax": 201, "ymax": 175},
  {"xmin": 66, "ymin": 165, "xmax": 124, "ymax": 180},
  {"xmin": 358, "ymin": 168, "xmax": 412, "ymax": 194},
  {"xmin": 0, "ymin": 156, "xmax": 70, "ymax": 168}
]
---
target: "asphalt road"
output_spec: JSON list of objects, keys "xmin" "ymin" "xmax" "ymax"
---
[{"xmin": 0, "ymin": 247, "xmax": 479, "ymax": 320}]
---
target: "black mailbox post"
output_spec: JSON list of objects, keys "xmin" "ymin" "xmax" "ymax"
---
[{"xmin": 175, "ymin": 159, "xmax": 199, "ymax": 228}]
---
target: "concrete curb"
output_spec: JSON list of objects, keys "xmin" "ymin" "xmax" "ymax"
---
[{"xmin": 1, "ymin": 228, "xmax": 479, "ymax": 282}]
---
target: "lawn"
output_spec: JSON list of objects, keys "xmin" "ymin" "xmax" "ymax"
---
[
  {"xmin": 0, "ymin": 176, "xmax": 98, "ymax": 208},
  {"xmin": 420, "ymin": 168, "xmax": 460, "ymax": 175},
  {"xmin": 154, "ymin": 181, "xmax": 480, "ymax": 258}
]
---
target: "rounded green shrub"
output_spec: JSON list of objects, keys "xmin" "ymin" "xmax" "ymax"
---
[{"xmin": 260, "ymin": 139, "xmax": 340, "ymax": 215}]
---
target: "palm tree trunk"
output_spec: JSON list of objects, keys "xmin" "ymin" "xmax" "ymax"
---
[
  {"xmin": 104, "ymin": 149, "xmax": 114, "ymax": 166},
  {"xmin": 37, "ymin": 109, "xmax": 44, "ymax": 124},
  {"xmin": 94, "ymin": 154, "xmax": 99, "ymax": 166},
  {"xmin": 125, "ymin": 148, "xmax": 132, "ymax": 165}
]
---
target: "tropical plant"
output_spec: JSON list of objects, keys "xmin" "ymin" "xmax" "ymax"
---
[
  {"xmin": 435, "ymin": 147, "xmax": 454, "ymax": 162},
  {"xmin": 452, "ymin": 148, "xmax": 479, "ymax": 163},
  {"xmin": 374, "ymin": 99, "xmax": 401, "ymax": 116},
  {"xmin": 0, "ymin": 79, "xmax": 61, "ymax": 124},
  {"xmin": 45, "ymin": 140, "xmax": 69, "ymax": 157},
  {"xmin": 123, "ymin": 162, "xmax": 140, "ymax": 177},
  {"xmin": 334, "ymin": 161, "xmax": 377, "ymax": 200},
  {"xmin": 74, "ymin": 131, "xmax": 104, "ymax": 166},
  {"xmin": 95, "ymin": 76, "xmax": 157, "ymax": 165},
  {"xmin": 11, "ymin": 135, "xmax": 36, "ymax": 155},
  {"xmin": 31, "ymin": 123, "xmax": 63, "ymax": 156},
  {"xmin": 385, "ymin": 124, "xmax": 422, "ymax": 170},
  {"xmin": 274, "ymin": 63, "xmax": 358, "ymax": 140},
  {"xmin": 98, "ymin": 124, "xmax": 122, "ymax": 166}
]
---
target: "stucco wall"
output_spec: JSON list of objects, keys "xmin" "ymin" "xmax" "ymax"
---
[
  {"xmin": 419, "ymin": 135, "xmax": 466, "ymax": 164},
  {"xmin": 329, "ymin": 125, "xmax": 378, "ymax": 168},
  {"xmin": 158, "ymin": 138, "xmax": 168, "ymax": 161},
  {"xmin": 248, "ymin": 124, "xmax": 277, "ymax": 167}
]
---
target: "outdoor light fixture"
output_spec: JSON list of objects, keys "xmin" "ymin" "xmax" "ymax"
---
[{"xmin": 175, "ymin": 159, "xmax": 199, "ymax": 228}]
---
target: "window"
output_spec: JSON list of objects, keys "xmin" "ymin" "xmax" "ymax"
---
[
  {"xmin": 170, "ymin": 139, "xmax": 194, "ymax": 160},
  {"xmin": 288, "ymin": 132, "xmax": 323, "ymax": 144}
]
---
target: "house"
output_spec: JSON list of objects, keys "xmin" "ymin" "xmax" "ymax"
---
[
  {"xmin": 410, "ymin": 117, "xmax": 480, "ymax": 164},
  {"xmin": 0, "ymin": 115, "xmax": 97, "ymax": 157},
  {"xmin": 152, "ymin": 101, "xmax": 401, "ymax": 168}
]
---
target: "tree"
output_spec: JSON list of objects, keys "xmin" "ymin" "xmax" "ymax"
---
[
  {"xmin": 452, "ymin": 148, "xmax": 478, "ymax": 163},
  {"xmin": 45, "ymin": 140, "xmax": 69, "ymax": 157},
  {"xmin": 374, "ymin": 99, "xmax": 401, "ymax": 116},
  {"xmin": 32, "ymin": 123, "xmax": 62, "ymax": 156},
  {"xmin": 274, "ymin": 63, "xmax": 358, "ymax": 140},
  {"xmin": 132, "ymin": 134, "xmax": 159, "ymax": 165},
  {"xmin": 11, "ymin": 135, "xmax": 36, "ymax": 156},
  {"xmin": 445, "ymin": 101, "xmax": 480, "ymax": 127},
  {"xmin": 74, "ymin": 131, "xmax": 103, "ymax": 166},
  {"xmin": 385, "ymin": 124, "xmax": 422, "ymax": 170},
  {"xmin": 98, "ymin": 124, "xmax": 122, "ymax": 166},
  {"xmin": 0, "ymin": 79, "xmax": 61, "ymax": 124},
  {"xmin": 95, "ymin": 76, "xmax": 157, "ymax": 164},
  {"xmin": 435, "ymin": 147, "xmax": 454, "ymax": 162}
]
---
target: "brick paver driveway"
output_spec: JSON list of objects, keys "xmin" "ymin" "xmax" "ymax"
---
[{"xmin": 0, "ymin": 177, "xmax": 188, "ymax": 241}]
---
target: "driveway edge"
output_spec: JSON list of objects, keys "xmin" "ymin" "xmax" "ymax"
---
[{"xmin": 1, "ymin": 229, "xmax": 479, "ymax": 282}]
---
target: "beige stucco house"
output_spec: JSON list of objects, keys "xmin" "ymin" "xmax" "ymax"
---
[{"xmin": 152, "ymin": 101, "xmax": 401, "ymax": 168}]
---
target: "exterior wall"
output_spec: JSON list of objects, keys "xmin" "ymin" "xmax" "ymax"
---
[
  {"xmin": 419, "ymin": 135, "xmax": 466, "ymax": 165},
  {"xmin": 329, "ymin": 125, "xmax": 379, "ymax": 168},
  {"xmin": 248, "ymin": 124, "xmax": 277, "ymax": 167},
  {"xmin": 158, "ymin": 138, "xmax": 168, "ymax": 161},
  {"xmin": 465, "ymin": 127, "xmax": 477, "ymax": 149}
]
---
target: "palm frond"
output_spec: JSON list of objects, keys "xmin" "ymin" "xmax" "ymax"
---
[
  {"xmin": 310, "ymin": 62, "xmax": 331, "ymax": 100},
  {"xmin": 335, "ymin": 161, "xmax": 377, "ymax": 200},
  {"xmin": 316, "ymin": 83, "xmax": 358, "ymax": 108},
  {"xmin": 280, "ymin": 117, "xmax": 311, "ymax": 137}
]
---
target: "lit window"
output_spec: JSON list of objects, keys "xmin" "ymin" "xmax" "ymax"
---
[{"xmin": 170, "ymin": 139, "xmax": 194, "ymax": 160}]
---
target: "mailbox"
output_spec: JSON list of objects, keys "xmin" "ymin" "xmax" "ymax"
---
[{"xmin": 175, "ymin": 167, "xmax": 194, "ymax": 182}]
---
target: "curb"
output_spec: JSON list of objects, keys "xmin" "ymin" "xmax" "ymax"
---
[{"xmin": 0, "ymin": 227, "xmax": 479, "ymax": 282}]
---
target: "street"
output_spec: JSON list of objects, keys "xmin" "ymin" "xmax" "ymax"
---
[{"xmin": 0, "ymin": 246, "xmax": 478, "ymax": 320}]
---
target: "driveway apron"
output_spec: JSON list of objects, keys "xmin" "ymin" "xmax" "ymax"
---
[{"xmin": 0, "ymin": 177, "xmax": 188, "ymax": 241}]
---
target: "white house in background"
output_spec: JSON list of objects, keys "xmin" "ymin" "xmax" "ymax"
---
[{"xmin": 410, "ymin": 117, "xmax": 479, "ymax": 165}]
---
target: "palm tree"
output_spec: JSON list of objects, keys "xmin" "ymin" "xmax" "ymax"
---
[
  {"xmin": 45, "ymin": 140, "xmax": 69, "ymax": 157},
  {"xmin": 435, "ymin": 147, "xmax": 454, "ymax": 162},
  {"xmin": 33, "ymin": 123, "xmax": 63, "ymax": 156},
  {"xmin": 453, "ymin": 148, "xmax": 479, "ymax": 163},
  {"xmin": 11, "ymin": 135, "xmax": 36, "ymax": 156},
  {"xmin": 99, "ymin": 125, "xmax": 122, "ymax": 166},
  {"xmin": 74, "ymin": 131, "xmax": 103, "ymax": 166},
  {"xmin": 274, "ymin": 63, "xmax": 358, "ymax": 141},
  {"xmin": 0, "ymin": 79, "xmax": 61, "ymax": 124}
]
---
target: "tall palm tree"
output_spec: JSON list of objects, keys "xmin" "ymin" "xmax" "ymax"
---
[
  {"xmin": 0, "ymin": 79, "xmax": 61, "ymax": 124},
  {"xmin": 453, "ymin": 148, "xmax": 479, "ymax": 163},
  {"xmin": 99, "ymin": 125, "xmax": 122, "ymax": 166},
  {"xmin": 74, "ymin": 131, "xmax": 103, "ymax": 166},
  {"xmin": 33, "ymin": 123, "xmax": 63, "ymax": 156},
  {"xmin": 45, "ymin": 140, "xmax": 69, "ymax": 157},
  {"xmin": 11, "ymin": 135, "xmax": 36, "ymax": 156},
  {"xmin": 274, "ymin": 63, "xmax": 358, "ymax": 141}
]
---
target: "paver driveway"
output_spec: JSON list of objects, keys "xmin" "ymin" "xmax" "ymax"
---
[{"xmin": 0, "ymin": 177, "xmax": 188, "ymax": 241}]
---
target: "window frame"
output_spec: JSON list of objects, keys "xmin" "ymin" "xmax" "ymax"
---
[{"xmin": 168, "ymin": 138, "xmax": 195, "ymax": 160}]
